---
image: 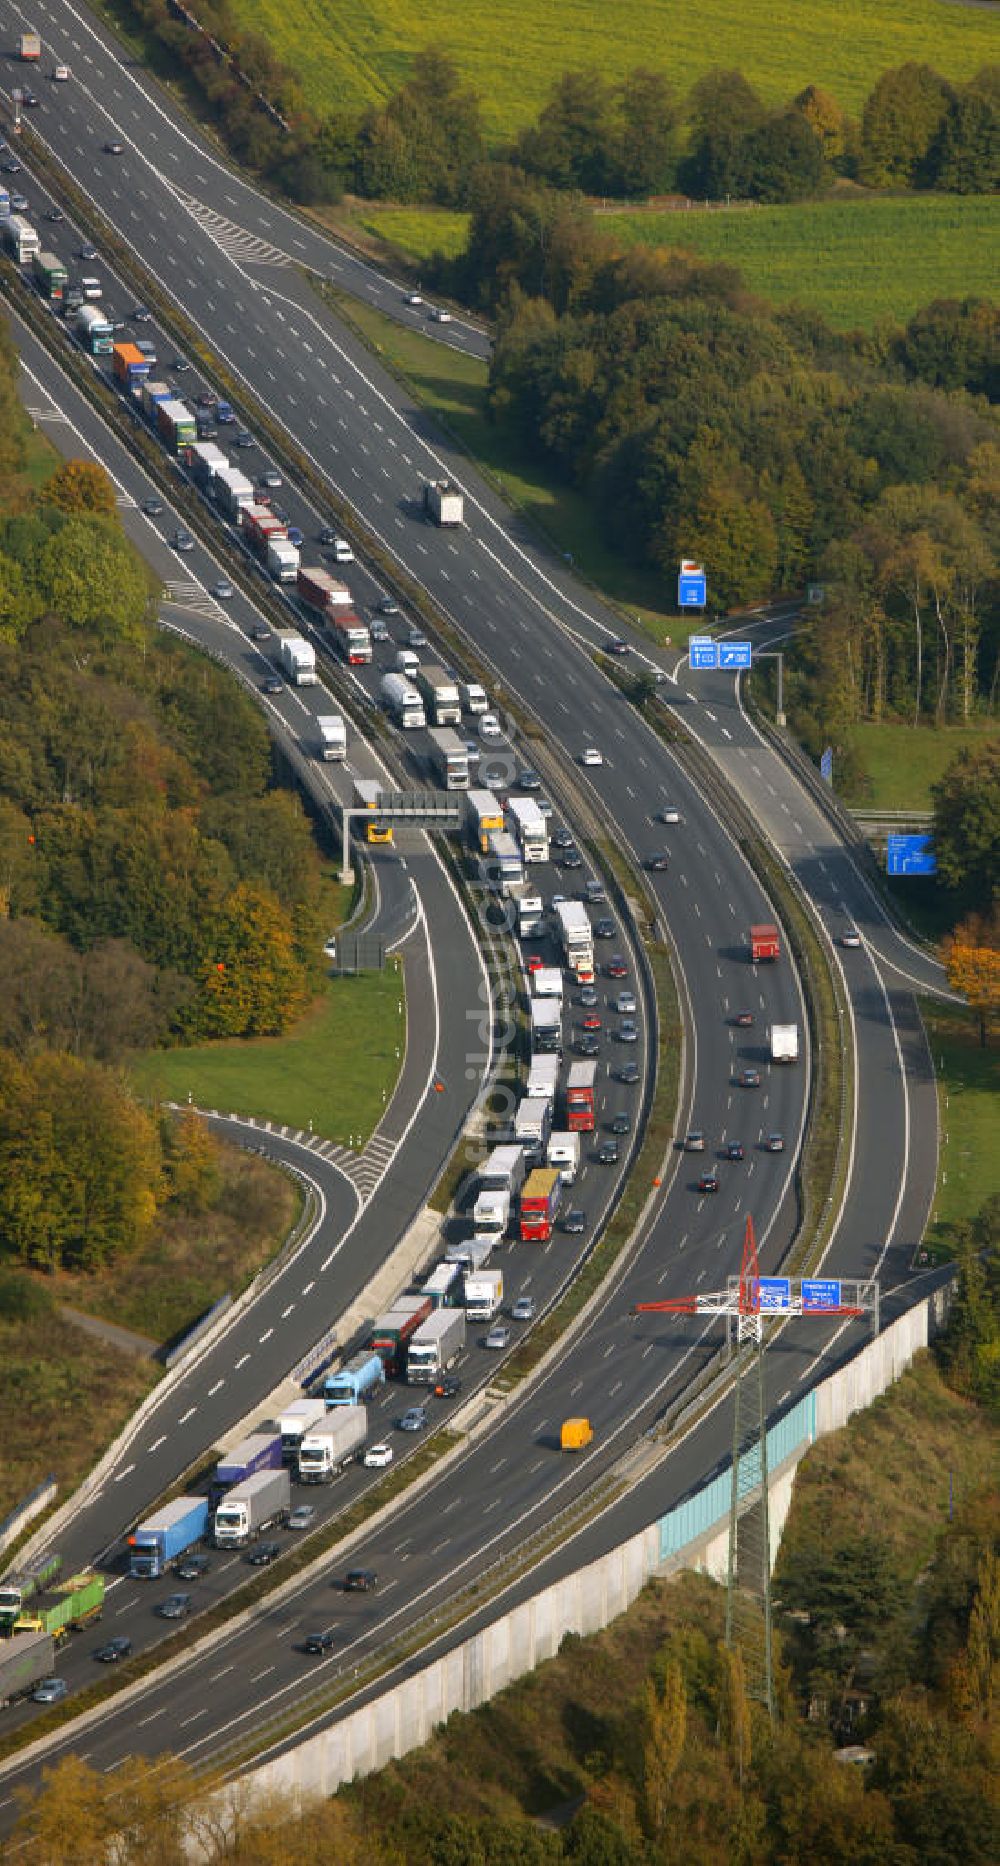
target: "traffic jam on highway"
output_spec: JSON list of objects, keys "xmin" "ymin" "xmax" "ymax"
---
[{"xmin": 0, "ymin": 120, "xmax": 803, "ymax": 1724}]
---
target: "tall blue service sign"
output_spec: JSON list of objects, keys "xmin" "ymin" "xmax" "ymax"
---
[{"xmin": 678, "ymin": 559, "xmax": 707, "ymax": 608}]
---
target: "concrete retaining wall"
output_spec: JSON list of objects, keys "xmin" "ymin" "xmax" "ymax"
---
[{"xmin": 229, "ymin": 1295, "xmax": 944, "ymax": 1819}]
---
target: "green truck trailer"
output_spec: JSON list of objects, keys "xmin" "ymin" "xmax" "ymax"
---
[
  {"xmin": 0, "ymin": 1551, "xmax": 63, "ymax": 1633},
  {"xmin": 12, "ymin": 1571, "xmax": 104, "ymax": 1643},
  {"xmin": 31, "ymin": 250, "xmax": 69, "ymax": 302}
]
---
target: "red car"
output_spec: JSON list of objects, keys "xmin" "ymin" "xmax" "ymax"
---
[
  {"xmin": 525, "ymin": 954, "xmax": 543, "ymax": 974},
  {"xmin": 606, "ymin": 957, "xmax": 628, "ymax": 979},
  {"xmin": 698, "ymin": 1171, "xmax": 720, "ymax": 1194},
  {"xmin": 734, "ymin": 1010, "xmax": 754, "ymax": 1028},
  {"xmin": 581, "ymin": 1012, "xmax": 602, "ymax": 1031}
]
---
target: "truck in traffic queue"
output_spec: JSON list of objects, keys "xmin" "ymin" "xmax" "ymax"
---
[
  {"xmin": 530, "ymin": 997, "xmax": 562, "ymax": 1055},
  {"xmin": 750, "ymin": 923, "xmax": 781, "ymax": 963},
  {"xmin": 368, "ymin": 1296, "xmax": 434, "ymax": 1375},
  {"xmin": 424, "ymin": 479, "xmax": 464, "ymax": 526},
  {"xmin": 0, "ymin": 186, "xmax": 9, "ymax": 220},
  {"xmin": 0, "ymin": 1631, "xmax": 55, "ymax": 1708},
  {"xmin": 769, "ymin": 1023, "xmax": 800, "ymax": 1063},
  {"xmin": 479, "ymin": 1144, "xmax": 527, "ymax": 1198},
  {"xmin": 420, "ymin": 1261, "xmax": 464, "ymax": 1308},
  {"xmin": 513, "ymin": 887, "xmax": 544, "ymax": 938},
  {"xmin": 327, "ymin": 608, "xmax": 373, "ymax": 665},
  {"xmin": 213, "ymin": 1468, "xmax": 290, "ymax": 1545},
  {"xmin": 466, "ymin": 789, "xmax": 504, "ymax": 855},
  {"xmin": 353, "ymin": 776, "xmax": 392, "ymax": 843},
  {"xmin": 561, "ymin": 1417, "xmax": 594, "ymax": 1452},
  {"xmin": 215, "ymin": 465, "xmax": 254, "ymax": 519},
  {"xmin": 514, "ymin": 1093, "xmax": 552, "ymax": 1162},
  {"xmin": 485, "ymin": 829, "xmax": 524, "ymax": 893},
  {"xmin": 3, "ymin": 215, "xmax": 41, "ymax": 264},
  {"xmin": 156, "ymin": 397, "xmax": 197, "ymax": 451},
  {"xmin": 18, "ymin": 30, "xmax": 41, "ymax": 58},
  {"xmin": 547, "ymin": 1129, "xmax": 581, "ymax": 1183},
  {"xmin": 139, "ymin": 378, "xmax": 171, "ymax": 420},
  {"xmin": 277, "ymin": 632, "xmax": 317, "ymax": 686},
  {"xmin": 445, "ymin": 1235, "xmax": 494, "ymax": 1273},
  {"xmin": 296, "ymin": 564, "xmax": 352, "ymax": 614},
  {"xmin": 565, "ymin": 1059, "xmax": 598, "ymax": 1132},
  {"xmin": 0, "ymin": 1553, "xmax": 63, "ymax": 1633},
  {"xmin": 213, "ymin": 1429, "xmax": 283, "ymax": 1501},
  {"xmin": 427, "ymin": 727, "xmax": 470, "ymax": 791},
  {"xmin": 506, "ymin": 796, "xmax": 550, "ymax": 864},
  {"xmin": 12, "ymin": 1570, "xmax": 104, "ymax": 1642},
  {"xmin": 464, "ymin": 1269, "xmax": 503, "ymax": 1322},
  {"xmin": 553, "ymin": 899, "xmax": 595, "ymax": 982},
  {"xmin": 31, "ymin": 250, "xmax": 68, "ymax": 302},
  {"xmin": 242, "ymin": 502, "xmax": 285, "ymax": 557},
  {"xmin": 527, "ymin": 1053, "xmax": 561, "ymax": 1105},
  {"xmin": 380, "ymin": 671, "xmax": 426, "ymax": 730},
  {"xmin": 406, "ymin": 1307, "xmax": 466, "ymax": 1384},
  {"xmin": 297, "ymin": 1407, "xmax": 367, "ymax": 1484},
  {"xmin": 128, "ymin": 1497, "xmax": 210, "ymax": 1579},
  {"xmin": 186, "ymin": 439, "xmax": 229, "ymax": 489},
  {"xmin": 278, "ymin": 1398, "xmax": 327, "ymax": 1463},
  {"xmin": 415, "ymin": 663, "xmax": 461, "ymax": 726},
  {"xmin": 71, "ymin": 302, "xmax": 113, "ymax": 354},
  {"xmin": 323, "ymin": 1350, "xmax": 386, "ymax": 1408},
  {"xmin": 317, "ymin": 713, "xmax": 347, "ymax": 762},
  {"xmin": 520, "ymin": 1167, "xmax": 563, "ymax": 1242},
  {"xmin": 532, "ymin": 966, "xmax": 563, "ymax": 1000},
  {"xmin": 267, "ymin": 537, "xmax": 300, "ymax": 584},
  {"xmin": 473, "ymin": 1185, "xmax": 509, "ymax": 1244}
]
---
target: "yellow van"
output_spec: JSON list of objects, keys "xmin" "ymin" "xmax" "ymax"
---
[{"xmin": 560, "ymin": 1417, "xmax": 594, "ymax": 1452}]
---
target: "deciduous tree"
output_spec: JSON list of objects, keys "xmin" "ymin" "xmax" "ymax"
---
[{"xmin": 45, "ymin": 458, "xmax": 118, "ymax": 518}]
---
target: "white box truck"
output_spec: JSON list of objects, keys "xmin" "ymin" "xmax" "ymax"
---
[
  {"xmin": 527, "ymin": 1053, "xmax": 560, "ymax": 1104},
  {"xmin": 445, "ymin": 1235, "xmax": 494, "ymax": 1272},
  {"xmin": 479, "ymin": 1144, "xmax": 527, "ymax": 1196},
  {"xmin": 297, "ymin": 1406, "xmax": 368, "ymax": 1484},
  {"xmin": 464, "ymin": 1268, "xmax": 503, "ymax": 1321},
  {"xmin": 278, "ymin": 633, "xmax": 317, "ymax": 686},
  {"xmin": 473, "ymin": 1186, "xmax": 510, "ymax": 1243},
  {"xmin": 514, "ymin": 1094, "xmax": 552, "ymax": 1161},
  {"xmin": 267, "ymin": 537, "xmax": 300, "ymax": 584},
  {"xmin": 532, "ymin": 967, "xmax": 563, "ymax": 1000},
  {"xmin": 769, "ymin": 1024, "xmax": 800, "ymax": 1063},
  {"xmin": 381, "ymin": 671, "xmax": 426, "ymax": 729},
  {"xmin": 530, "ymin": 998, "xmax": 562, "ymax": 1055},
  {"xmin": 406, "ymin": 1307, "xmax": 466, "ymax": 1383},
  {"xmin": 424, "ymin": 479, "xmax": 464, "ymax": 526},
  {"xmin": 213, "ymin": 1469, "xmax": 290, "ymax": 1546},
  {"xmin": 547, "ymin": 1130, "xmax": 581, "ymax": 1184},
  {"xmin": 317, "ymin": 713, "xmax": 347, "ymax": 761},
  {"xmin": 279, "ymin": 1398, "xmax": 327, "ymax": 1463}
]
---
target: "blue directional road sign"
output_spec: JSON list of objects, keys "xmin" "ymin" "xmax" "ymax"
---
[
  {"xmin": 719, "ymin": 640, "xmax": 752, "ymax": 670},
  {"xmin": 886, "ymin": 833, "xmax": 937, "ymax": 877},
  {"xmin": 678, "ymin": 569, "xmax": 707, "ymax": 608},
  {"xmin": 688, "ymin": 637, "xmax": 719, "ymax": 670},
  {"xmin": 757, "ymin": 1276, "xmax": 791, "ymax": 1312},
  {"xmin": 802, "ymin": 1278, "xmax": 842, "ymax": 1311},
  {"xmin": 820, "ymin": 746, "xmax": 834, "ymax": 784}
]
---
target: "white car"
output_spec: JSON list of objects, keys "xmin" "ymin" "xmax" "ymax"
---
[
  {"xmin": 479, "ymin": 713, "xmax": 502, "ymax": 740},
  {"xmin": 363, "ymin": 1442, "xmax": 393, "ymax": 1469},
  {"xmin": 332, "ymin": 538, "xmax": 354, "ymax": 563},
  {"xmin": 659, "ymin": 805, "xmax": 681, "ymax": 824},
  {"xmin": 404, "ymin": 291, "xmax": 423, "ymax": 307},
  {"xmin": 323, "ymin": 935, "xmax": 338, "ymax": 959},
  {"xmin": 840, "ymin": 927, "xmax": 862, "ymax": 948},
  {"xmin": 580, "ymin": 748, "xmax": 603, "ymax": 767},
  {"xmin": 429, "ymin": 307, "xmax": 452, "ymax": 323},
  {"xmin": 52, "ymin": 64, "xmax": 70, "ymax": 81}
]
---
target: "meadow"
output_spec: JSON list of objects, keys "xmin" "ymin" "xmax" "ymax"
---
[
  {"xmin": 240, "ymin": 0, "xmax": 997, "ymax": 140},
  {"xmin": 845, "ymin": 719, "xmax": 999, "ymax": 811}
]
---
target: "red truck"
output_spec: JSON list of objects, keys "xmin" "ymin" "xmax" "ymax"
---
[
  {"xmin": 519, "ymin": 1167, "xmax": 563, "ymax": 1242},
  {"xmin": 242, "ymin": 504, "xmax": 287, "ymax": 555},
  {"xmin": 750, "ymin": 923, "xmax": 781, "ymax": 963},
  {"xmin": 368, "ymin": 1297, "xmax": 433, "ymax": 1376},
  {"xmin": 565, "ymin": 1060, "xmax": 597, "ymax": 1132}
]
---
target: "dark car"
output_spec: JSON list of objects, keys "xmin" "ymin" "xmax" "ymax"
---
[
  {"xmin": 518, "ymin": 769, "xmax": 541, "ymax": 791},
  {"xmin": 251, "ymin": 624, "xmax": 271, "ymax": 642},
  {"xmin": 398, "ymin": 1406, "xmax": 427, "ymax": 1432},
  {"xmin": 604, "ymin": 637, "xmax": 629, "ymax": 656},
  {"xmin": 734, "ymin": 1010, "xmax": 755, "ymax": 1028},
  {"xmin": 248, "ymin": 1541, "xmax": 281, "ymax": 1567},
  {"xmin": 738, "ymin": 1068, "xmax": 761, "ymax": 1088},
  {"xmin": 559, "ymin": 849, "xmax": 583, "ymax": 870},
  {"xmin": 344, "ymin": 1569, "xmax": 378, "ymax": 1593},
  {"xmin": 377, "ymin": 594, "xmax": 399, "ymax": 615},
  {"xmin": 574, "ymin": 1034, "xmax": 600, "ymax": 1058},
  {"xmin": 261, "ymin": 676, "xmax": 283, "ymax": 694},
  {"xmin": 616, "ymin": 1019, "xmax": 639, "ymax": 1043},
  {"xmin": 596, "ymin": 1139, "xmax": 620, "ymax": 1165},
  {"xmin": 158, "ymin": 1592, "xmax": 192, "ymax": 1620},
  {"xmin": 103, "ymin": 140, "xmax": 124, "ymax": 155},
  {"xmin": 615, "ymin": 1061, "xmax": 640, "ymax": 1084},
  {"xmin": 645, "ymin": 853, "xmax": 669, "ymax": 872},
  {"xmin": 609, "ymin": 1112, "xmax": 631, "ymax": 1135},
  {"xmin": 318, "ymin": 526, "xmax": 337, "ymax": 545},
  {"xmin": 433, "ymin": 1375, "xmax": 461, "ymax": 1399},
  {"xmin": 726, "ymin": 1141, "xmax": 746, "ymax": 1162},
  {"xmin": 697, "ymin": 1171, "xmax": 720, "ymax": 1195},
  {"xmin": 44, "ymin": 207, "xmax": 65, "ymax": 223},
  {"xmin": 21, "ymin": 92, "xmax": 40, "ymax": 108},
  {"xmin": 577, "ymin": 987, "xmax": 599, "ymax": 1008},
  {"xmin": 175, "ymin": 1553, "xmax": 210, "ymax": 1581},
  {"xmin": 95, "ymin": 1635, "xmax": 132, "ymax": 1663},
  {"xmin": 131, "ymin": 305, "xmax": 153, "ymax": 322},
  {"xmin": 584, "ymin": 879, "xmax": 606, "ymax": 903},
  {"xmin": 233, "ymin": 430, "xmax": 255, "ymax": 448},
  {"xmin": 606, "ymin": 956, "xmax": 628, "ymax": 979},
  {"xmin": 170, "ymin": 356, "xmax": 190, "ymax": 372},
  {"xmin": 1, "ymin": 160, "xmax": 22, "ymax": 174},
  {"xmin": 370, "ymin": 617, "xmax": 390, "ymax": 642},
  {"xmin": 561, "ymin": 1208, "xmax": 586, "ymax": 1234},
  {"xmin": 142, "ymin": 496, "xmax": 164, "ymax": 517},
  {"xmin": 303, "ymin": 1629, "xmax": 335, "ymax": 1655},
  {"xmin": 197, "ymin": 390, "xmax": 218, "ymax": 408},
  {"xmin": 170, "ymin": 529, "xmax": 195, "ymax": 552},
  {"xmin": 551, "ymin": 827, "xmax": 574, "ymax": 850},
  {"xmin": 594, "ymin": 917, "xmax": 616, "ymax": 940},
  {"xmin": 78, "ymin": 243, "xmax": 98, "ymax": 261}
]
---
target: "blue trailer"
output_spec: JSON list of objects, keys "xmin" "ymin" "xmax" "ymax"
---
[
  {"xmin": 323, "ymin": 1350, "xmax": 386, "ymax": 1408},
  {"xmin": 212, "ymin": 1430, "xmax": 283, "ymax": 1501},
  {"xmin": 129, "ymin": 1496, "xmax": 210, "ymax": 1578}
]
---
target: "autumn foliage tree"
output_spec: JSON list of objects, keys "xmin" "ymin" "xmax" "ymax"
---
[
  {"xmin": 943, "ymin": 911, "xmax": 1000, "ymax": 1046},
  {"xmin": 45, "ymin": 458, "xmax": 118, "ymax": 518}
]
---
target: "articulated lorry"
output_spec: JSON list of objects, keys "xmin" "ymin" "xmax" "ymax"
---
[
  {"xmin": 547, "ymin": 1130, "xmax": 581, "ymax": 1183},
  {"xmin": 4, "ymin": 214, "xmax": 40, "ymax": 264},
  {"xmin": 415, "ymin": 663, "xmax": 461, "ymax": 726},
  {"xmin": 467, "ymin": 789, "xmax": 504, "ymax": 855},
  {"xmin": 213, "ymin": 1429, "xmax": 283, "ymax": 1500},
  {"xmin": 424, "ymin": 479, "xmax": 464, "ymax": 526},
  {"xmin": 553, "ymin": 899, "xmax": 594, "ymax": 982},
  {"xmin": 479, "ymin": 1144, "xmax": 527, "ymax": 1197},
  {"xmin": 473, "ymin": 1185, "xmax": 510, "ymax": 1244},
  {"xmin": 406, "ymin": 1307, "xmax": 466, "ymax": 1384},
  {"xmin": 507, "ymin": 796, "xmax": 549, "ymax": 864},
  {"xmin": 0, "ymin": 1632, "xmax": 54, "ymax": 1709},
  {"xmin": 129, "ymin": 1497, "xmax": 210, "ymax": 1579},
  {"xmin": 327, "ymin": 609, "xmax": 373, "ymax": 665},
  {"xmin": 769, "ymin": 1023, "xmax": 799, "ymax": 1063},
  {"xmin": 32, "ymin": 250, "xmax": 68, "ymax": 302},
  {"xmin": 267, "ymin": 537, "xmax": 300, "ymax": 584},
  {"xmin": 427, "ymin": 727, "xmax": 470, "ymax": 790},
  {"xmin": 279, "ymin": 1399, "xmax": 327, "ymax": 1463},
  {"xmin": 323, "ymin": 1350, "xmax": 385, "ymax": 1408},
  {"xmin": 750, "ymin": 923, "xmax": 781, "ymax": 963},
  {"xmin": 317, "ymin": 713, "xmax": 347, "ymax": 761},
  {"xmin": 513, "ymin": 1093, "xmax": 551, "ymax": 1162},
  {"xmin": 368, "ymin": 1297, "xmax": 433, "ymax": 1374},
  {"xmin": 420, "ymin": 1261, "xmax": 464, "ymax": 1308},
  {"xmin": 277, "ymin": 632, "xmax": 317, "ymax": 686},
  {"xmin": 380, "ymin": 671, "xmax": 426, "ymax": 729},
  {"xmin": 527, "ymin": 1053, "xmax": 560, "ymax": 1105},
  {"xmin": 297, "ymin": 1407, "xmax": 367, "ymax": 1484},
  {"xmin": 444, "ymin": 1235, "xmax": 493, "ymax": 1273},
  {"xmin": 464, "ymin": 1269, "xmax": 503, "ymax": 1322},
  {"xmin": 520, "ymin": 1167, "xmax": 563, "ymax": 1242},
  {"xmin": 11, "ymin": 1571, "xmax": 104, "ymax": 1642},
  {"xmin": 530, "ymin": 997, "xmax": 562, "ymax": 1054},
  {"xmin": 485, "ymin": 829, "xmax": 523, "ymax": 893},
  {"xmin": 213, "ymin": 1468, "xmax": 290, "ymax": 1546},
  {"xmin": 71, "ymin": 303, "xmax": 113, "ymax": 354},
  {"xmin": 0, "ymin": 1553, "xmax": 63, "ymax": 1633},
  {"xmin": 565, "ymin": 1060, "xmax": 597, "ymax": 1132},
  {"xmin": 156, "ymin": 397, "xmax": 197, "ymax": 452}
]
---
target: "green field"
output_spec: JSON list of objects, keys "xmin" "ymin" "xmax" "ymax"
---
[
  {"xmin": 844, "ymin": 720, "xmax": 998, "ymax": 811},
  {"xmin": 921, "ymin": 999, "xmax": 1000, "ymax": 1253},
  {"xmin": 240, "ymin": 0, "xmax": 997, "ymax": 141},
  {"xmin": 600, "ymin": 193, "xmax": 1000, "ymax": 330},
  {"xmin": 133, "ymin": 963, "xmax": 406, "ymax": 1147}
]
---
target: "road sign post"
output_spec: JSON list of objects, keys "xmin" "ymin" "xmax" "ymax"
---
[
  {"xmin": 688, "ymin": 636, "xmax": 718, "ymax": 670},
  {"xmin": 678, "ymin": 559, "xmax": 707, "ymax": 609},
  {"xmin": 886, "ymin": 833, "xmax": 937, "ymax": 877}
]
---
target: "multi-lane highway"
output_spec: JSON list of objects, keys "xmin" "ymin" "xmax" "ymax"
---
[{"xmin": 0, "ymin": 3, "xmax": 946, "ymax": 1800}]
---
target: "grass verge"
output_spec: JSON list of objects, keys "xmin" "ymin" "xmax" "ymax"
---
[
  {"xmin": 131, "ymin": 964, "xmax": 406, "ymax": 1148},
  {"xmin": 845, "ymin": 719, "xmax": 998, "ymax": 813},
  {"xmin": 920, "ymin": 997, "xmax": 1000, "ymax": 1260}
]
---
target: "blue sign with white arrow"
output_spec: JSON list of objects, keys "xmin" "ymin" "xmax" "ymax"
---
[
  {"xmin": 719, "ymin": 641, "xmax": 752, "ymax": 670},
  {"xmin": 887, "ymin": 833, "xmax": 936, "ymax": 877},
  {"xmin": 757, "ymin": 1276, "xmax": 791, "ymax": 1311},
  {"xmin": 688, "ymin": 637, "xmax": 718, "ymax": 670},
  {"xmin": 802, "ymin": 1278, "xmax": 842, "ymax": 1310}
]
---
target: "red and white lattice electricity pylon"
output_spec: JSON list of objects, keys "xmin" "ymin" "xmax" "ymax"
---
[{"xmin": 633, "ymin": 1215, "xmax": 878, "ymax": 1718}]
